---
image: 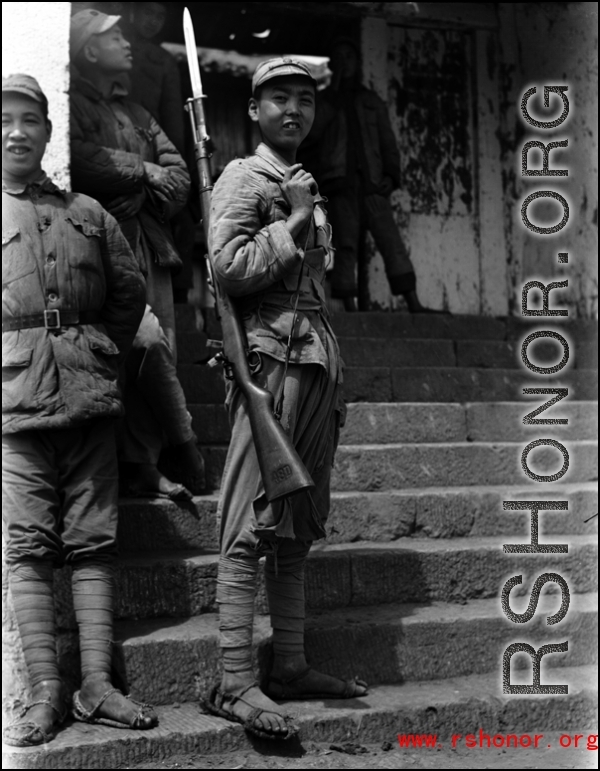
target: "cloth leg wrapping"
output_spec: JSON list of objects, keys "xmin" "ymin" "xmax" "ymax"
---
[
  {"xmin": 264, "ymin": 545, "xmax": 308, "ymax": 658},
  {"xmin": 9, "ymin": 560, "xmax": 58, "ymax": 687},
  {"xmin": 71, "ymin": 560, "xmax": 114, "ymax": 681},
  {"xmin": 217, "ymin": 555, "xmax": 259, "ymax": 672}
]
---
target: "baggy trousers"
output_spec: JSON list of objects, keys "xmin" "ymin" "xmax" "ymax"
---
[
  {"xmin": 216, "ymin": 349, "xmax": 343, "ymax": 655},
  {"xmin": 218, "ymin": 351, "xmax": 342, "ymax": 558},
  {"xmin": 2, "ymin": 419, "xmax": 118, "ymax": 566}
]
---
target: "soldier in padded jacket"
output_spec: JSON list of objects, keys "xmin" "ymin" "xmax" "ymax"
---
[{"xmin": 2, "ymin": 74, "xmax": 156, "ymax": 746}]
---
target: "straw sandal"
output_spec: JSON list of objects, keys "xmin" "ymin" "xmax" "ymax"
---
[
  {"xmin": 72, "ymin": 687, "xmax": 158, "ymax": 729},
  {"xmin": 267, "ymin": 667, "xmax": 368, "ymax": 701},
  {"xmin": 203, "ymin": 682, "xmax": 298, "ymax": 741},
  {"xmin": 3, "ymin": 698, "xmax": 67, "ymax": 746}
]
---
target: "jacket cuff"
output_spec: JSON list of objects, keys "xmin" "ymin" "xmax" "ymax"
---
[{"xmin": 267, "ymin": 221, "xmax": 304, "ymax": 278}]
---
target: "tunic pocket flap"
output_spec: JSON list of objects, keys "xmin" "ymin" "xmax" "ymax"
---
[
  {"xmin": 2, "ymin": 346, "xmax": 33, "ymax": 368},
  {"xmin": 89, "ymin": 336, "xmax": 119, "ymax": 356},
  {"xmin": 65, "ymin": 215, "xmax": 103, "ymax": 238},
  {"xmin": 2, "ymin": 227, "xmax": 20, "ymax": 246}
]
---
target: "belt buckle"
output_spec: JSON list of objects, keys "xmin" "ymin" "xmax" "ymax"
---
[{"xmin": 43, "ymin": 309, "xmax": 61, "ymax": 329}]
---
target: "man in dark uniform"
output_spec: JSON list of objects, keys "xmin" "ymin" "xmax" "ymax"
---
[
  {"xmin": 2, "ymin": 74, "xmax": 155, "ymax": 745},
  {"xmin": 301, "ymin": 39, "xmax": 437, "ymax": 312},
  {"xmin": 125, "ymin": 0, "xmax": 197, "ymax": 305},
  {"xmin": 68, "ymin": 9, "xmax": 205, "ymax": 497}
]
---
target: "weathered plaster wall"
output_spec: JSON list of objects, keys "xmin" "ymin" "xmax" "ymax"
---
[
  {"xmin": 2, "ymin": 0, "xmax": 72, "ymax": 724},
  {"xmin": 361, "ymin": 18, "xmax": 490, "ymax": 314},
  {"xmin": 498, "ymin": 2, "xmax": 598, "ymax": 318},
  {"xmin": 2, "ymin": 1, "xmax": 72, "ymax": 189},
  {"xmin": 360, "ymin": 3, "xmax": 596, "ymax": 317}
]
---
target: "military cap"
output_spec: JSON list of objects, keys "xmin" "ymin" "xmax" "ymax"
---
[
  {"xmin": 2, "ymin": 73, "xmax": 48, "ymax": 117},
  {"xmin": 70, "ymin": 8, "xmax": 121, "ymax": 60},
  {"xmin": 252, "ymin": 58, "xmax": 316, "ymax": 94}
]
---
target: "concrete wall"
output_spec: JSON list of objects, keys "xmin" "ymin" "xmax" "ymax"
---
[
  {"xmin": 498, "ymin": 2, "xmax": 598, "ymax": 319},
  {"xmin": 2, "ymin": 0, "xmax": 72, "ymax": 723},
  {"xmin": 2, "ymin": 1, "xmax": 72, "ymax": 190}
]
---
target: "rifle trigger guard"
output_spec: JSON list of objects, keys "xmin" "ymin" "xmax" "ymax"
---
[{"xmin": 247, "ymin": 350, "xmax": 262, "ymax": 375}]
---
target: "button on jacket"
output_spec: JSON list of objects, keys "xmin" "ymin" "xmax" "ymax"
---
[{"xmin": 2, "ymin": 174, "xmax": 146, "ymax": 434}]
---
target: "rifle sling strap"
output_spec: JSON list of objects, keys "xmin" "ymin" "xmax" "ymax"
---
[{"xmin": 273, "ymin": 230, "xmax": 312, "ymax": 421}]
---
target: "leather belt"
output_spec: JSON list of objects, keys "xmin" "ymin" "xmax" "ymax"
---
[{"xmin": 2, "ymin": 310, "xmax": 102, "ymax": 332}]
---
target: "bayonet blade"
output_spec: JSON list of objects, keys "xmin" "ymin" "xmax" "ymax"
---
[{"xmin": 183, "ymin": 7, "xmax": 203, "ymax": 98}]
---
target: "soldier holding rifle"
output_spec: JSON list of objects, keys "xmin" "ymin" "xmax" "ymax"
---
[{"xmin": 184, "ymin": 16, "xmax": 368, "ymax": 737}]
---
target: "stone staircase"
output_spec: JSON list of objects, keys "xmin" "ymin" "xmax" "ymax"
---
[{"xmin": 3, "ymin": 310, "xmax": 597, "ymax": 769}]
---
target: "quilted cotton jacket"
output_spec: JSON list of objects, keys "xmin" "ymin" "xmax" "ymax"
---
[
  {"xmin": 2, "ymin": 174, "xmax": 146, "ymax": 434},
  {"xmin": 209, "ymin": 143, "xmax": 339, "ymax": 372},
  {"xmin": 69, "ymin": 76, "xmax": 190, "ymax": 273}
]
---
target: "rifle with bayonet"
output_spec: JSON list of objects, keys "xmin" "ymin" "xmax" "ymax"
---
[{"xmin": 182, "ymin": 8, "xmax": 314, "ymax": 503}]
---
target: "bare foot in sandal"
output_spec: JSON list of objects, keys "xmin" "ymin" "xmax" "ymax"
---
[
  {"xmin": 3, "ymin": 679, "xmax": 65, "ymax": 747},
  {"xmin": 77, "ymin": 676, "xmax": 157, "ymax": 729},
  {"xmin": 218, "ymin": 670, "xmax": 295, "ymax": 737},
  {"xmin": 269, "ymin": 654, "xmax": 368, "ymax": 700}
]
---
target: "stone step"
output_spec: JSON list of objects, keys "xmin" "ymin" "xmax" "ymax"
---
[
  {"xmin": 177, "ymin": 331, "xmax": 598, "ymax": 370},
  {"xmin": 182, "ymin": 305, "xmax": 598, "ymax": 344},
  {"xmin": 188, "ymin": 401, "xmax": 598, "ymax": 445},
  {"xmin": 116, "ymin": 483, "xmax": 598, "ymax": 553},
  {"xmin": 113, "ymin": 593, "xmax": 596, "ymax": 703},
  {"xmin": 197, "ymin": 440, "xmax": 597, "ymax": 493},
  {"xmin": 5, "ymin": 665, "xmax": 597, "ymax": 769},
  {"xmin": 329, "ymin": 440, "xmax": 597, "ymax": 493},
  {"xmin": 178, "ymin": 363, "xmax": 598, "ymax": 404},
  {"xmin": 44, "ymin": 537, "xmax": 597, "ymax": 625}
]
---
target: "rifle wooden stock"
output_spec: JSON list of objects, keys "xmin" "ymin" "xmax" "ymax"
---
[{"xmin": 187, "ymin": 97, "xmax": 314, "ymax": 502}]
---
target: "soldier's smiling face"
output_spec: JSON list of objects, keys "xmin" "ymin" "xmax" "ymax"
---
[
  {"xmin": 2, "ymin": 93, "xmax": 50, "ymax": 185},
  {"xmin": 249, "ymin": 76, "xmax": 316, "ymax": 157}
]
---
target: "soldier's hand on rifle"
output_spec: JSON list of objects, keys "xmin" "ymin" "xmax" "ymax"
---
[
  {"xmin": 282, "ymin": 164, "xmax": 318, "ymax": 239},
  {"xmin": 282, "ymin": 164, "xmax": 317, "ymax": 215}
]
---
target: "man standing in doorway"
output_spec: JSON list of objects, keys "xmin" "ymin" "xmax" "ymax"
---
[{"xmin": 301, "ymin": 39, "xmax": 438, "ymax": 312}]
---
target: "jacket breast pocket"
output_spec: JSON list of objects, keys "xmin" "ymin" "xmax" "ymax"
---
[
  {"xmin": 64, "ymin": 214, "xmax": 104, "ymax": 275},
  {"xmin": 2, "ymin": 228, "xmax": 37, "ymax": 288}
]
